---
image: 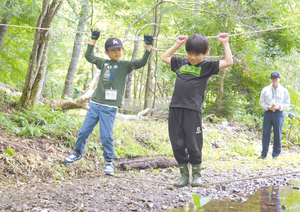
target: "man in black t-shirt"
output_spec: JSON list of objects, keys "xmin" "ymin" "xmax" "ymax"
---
[{"xmin": 161, "ymin": 33, "xmax": 233, "ymax": 187}]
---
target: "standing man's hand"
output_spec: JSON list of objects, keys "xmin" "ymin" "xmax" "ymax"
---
[{"xmin": 268, "ymin": 105, "xmax": 281, "ymax": 111}]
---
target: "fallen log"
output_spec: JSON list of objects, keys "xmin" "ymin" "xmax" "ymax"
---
[{"xmin": 118, "ymin": 158, "xmax": 178, "ymax": 170}]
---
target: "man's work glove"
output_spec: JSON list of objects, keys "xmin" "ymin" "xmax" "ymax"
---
[
  {"xmin": 91, "ymin": 30, "xmax": 101, "ymax": 40},
  {"xmin": 144, "ymin": 34, "xmax": 154, "ymax": 45}
]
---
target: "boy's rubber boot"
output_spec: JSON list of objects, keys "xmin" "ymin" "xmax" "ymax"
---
[
  {"xmin": 191, "ymin": 164, "xmax": 203, "ymax": 187},
  {"xmin": 174, "ymin": 163, "xmax": 190, "ymax": 187}
]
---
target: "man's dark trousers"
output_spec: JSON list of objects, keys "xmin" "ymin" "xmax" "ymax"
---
[{"xmin": 261, "ymin": 110, "xmax": 284, "ymax": 158}]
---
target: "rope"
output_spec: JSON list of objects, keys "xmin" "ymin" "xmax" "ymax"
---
[
  {"xmin": 206, "ymin": 24, "xmax": 300, "ymax": 39},
  {"xmin": 1, "ymin": 137, "xmax": 300, "ymax": 188},
  {"xmin": 205, "ymin": 170, "xmax": 300, "ymax": 186},
  {"xmin": 1, "ymin": 23, "xmax": 300, "ymax": 40}
]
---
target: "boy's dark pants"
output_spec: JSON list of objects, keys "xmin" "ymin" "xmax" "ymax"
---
[{"xmin": 168, "ymin": 107, "xmax": 203, "ymax": 164}]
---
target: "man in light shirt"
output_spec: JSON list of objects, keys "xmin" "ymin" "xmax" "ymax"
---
[{"xmin": 258, "ymin": 72, "xmax": 290, "ymax": 159}]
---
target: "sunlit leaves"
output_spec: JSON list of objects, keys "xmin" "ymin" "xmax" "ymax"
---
[
  {"xmin": 181, "ymin": 192, "xmax": 212, "ymax": 211},
  {"xmin": 4, "ymin": 148, "xmax": 15, "ymax": 156}
]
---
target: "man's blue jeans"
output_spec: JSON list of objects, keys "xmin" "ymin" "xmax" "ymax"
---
[
  {"xmin": 74, "ymin": 102, "xmax": 117, "ymax": 161},
  {"xmin": 261, "ymin": 110, "xmax": 284, "ymax": 158}
]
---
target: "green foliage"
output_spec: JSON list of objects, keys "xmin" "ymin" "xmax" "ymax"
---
[
  {"xmin": 0, "ymin": 93, "xmax": 82, "ymax": 142},
  {"xmin": 0, "ymin": 0, "xmax": 41, "ymax": 89},
  {"xmin": 288, "ymin": 89, "xmax": 300, "ymax": 107},
  {"xmin": 283, "ymin": 105, "xmax": 300, "ymax": 145},
  {"xmin": 86, "ymin": 141, "xmax": 102, "ymax": 152},
  {"xmin": 181, "ymin": 192, "xmax": 212, "ymax": 211},
  {"xmin": 204, "ymin": 91, "xmax": 246, "ymax": 118},
  {"xmin": 4, "ymin": 148, "xmax": 15, "ymax": 156},
  {"xmin": 2, "ymin": 0, "xmax": 299, "ymax": 118}
]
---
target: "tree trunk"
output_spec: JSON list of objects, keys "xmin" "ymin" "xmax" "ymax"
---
[
  {"xmin": 139, "ymin": 66, "xmax": 145, "ymax": 108},
  {"xmin": 62, "ymin": 0, "xmax": 89, "ymax": 98},
  {"xmin": 133, "ymin": 70, "xmax": 140, "ymax": 100},
  {"xmin": 123, "ymin": 32, "xmax": 140, "ymax": 113},
  {"xmin": 83, "ymin": 71, "xmax": 89, "ymax": 91},
  {"xmin": 31, "ymin": 33, "xmax": 51, "ymax": 104},
  {"xmin": 151, "ymin": 1, "xmax": 160, "ymax": 113},
  {"xmin": 41, "ymin": 37, "xmax": 56, "ymax": 97},
  {"xmin": 0, "ymin": 0, "xmax": 14, "ymax": 52},
  {"xmin": 217, "ymin": 69, "xmax": 227, "ymax": 118},
  {"xmin": 20, "ymin": 0, "xmax": 64, "ymax": 109},
  {"xmin": 144, "ymin": 53, "xmax": 153, "ymax": 109}
]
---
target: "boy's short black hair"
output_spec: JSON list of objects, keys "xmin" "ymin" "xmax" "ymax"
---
[{"xmin": 185, "ymin": 34, "xmax": 209, "ymax": 54}]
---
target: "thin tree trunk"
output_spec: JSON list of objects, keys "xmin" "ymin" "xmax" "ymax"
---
[
  {"xmin": 151, "ymin": 1, "xmax": 160, "ymax": 112},
  {"xmin": 139, "ymin": 66, "xmax": 145, "ymax": 108},
  {"xmin": 133, "ymin": 70, "xmax": 140, "ymax": 100},
  {"xmin": 32, "ymin": 33, "xmax": 51, "ymax": 103},
  {"xmin": 125, "ymin": 32, "xmax": 140, "ymax": 99},
  {"xmin": 20, "ymin": 0, "xmax": 64, "ymax": 108},
  {"xmin": 143, "ymin": 8, "xmax": 159, "ymax": 110},
  {"xmin": 217, "ymin": 69, "xmax": 227, "ymax": 118},
  {"xmin": 123, "ymin": 32, "xmax": 140, "ymax": 113},
  {"xmin": 0, "ymin": 0, "xmax": 14, "ymax": 52},
  {"xmin": 144, "ymin": 53, "xmax": 153, "ymax": 110},
  {"xmin": 83, "ymin": 71, "xmax": 89, "ymax": 91},
  {"xmin": 62, "ymin": 0, "xmax": 89, "ymax": 98}
]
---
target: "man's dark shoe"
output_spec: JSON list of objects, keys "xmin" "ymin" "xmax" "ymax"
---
[
  {"xmin": 272, "ymin": 155, "xmax": 278, "ymax": 160},
  {"xmin": 258, "ymin": 156, "xmax": 266, "ymax": 159}
]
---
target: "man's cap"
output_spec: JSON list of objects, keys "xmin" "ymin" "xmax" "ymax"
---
[
  {"xmin": 105, "ymin": 37, "xmax": 124, "ymax": 51},
  {"xmin": 270, "ymin": 72, "xmax": 280, "ymax": 78}
]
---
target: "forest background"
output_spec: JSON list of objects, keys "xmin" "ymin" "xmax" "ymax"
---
[
  {"xmin": 0, "ymin": 0, "xmax": 300, "ymax": 149},
  {"xmin": 1, "ymin": 2, "xmax": 300, "ymax": 210}
]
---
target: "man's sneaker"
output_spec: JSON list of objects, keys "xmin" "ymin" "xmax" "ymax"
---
[
  {"xmin": 104, "ymin": 162, "xmax": 114, "ymax": 175},
  {"xmin": 257, "ymin": 155, "xmax": 266, "ymax": 160},
  {"xmin": 64, "ymin": 152, "xmax": 82, "ymax": 163}
]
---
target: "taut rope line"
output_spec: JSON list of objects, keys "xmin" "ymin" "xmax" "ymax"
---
[{"xmin": 1, "ymin": 23, "xmax": 300, "ymax": 40}]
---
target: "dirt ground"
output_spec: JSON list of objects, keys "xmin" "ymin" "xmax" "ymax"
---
[
  {"xmin": 1, "ymin": 132, "xmax": 300, "ymax": 212},
  {"xmin": 1, "ymin": 163, "xmax": 300, "ymax": 212}
]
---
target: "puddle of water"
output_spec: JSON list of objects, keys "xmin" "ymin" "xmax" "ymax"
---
[{"xmin": 166, "ymin": 180, "xmax": 300, "ymax": 212}]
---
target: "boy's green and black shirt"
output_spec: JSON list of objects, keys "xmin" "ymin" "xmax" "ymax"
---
[
  {"xmin": 85, "ymin": 44, "xmax": 151, "ymax": 108},
  {"xmin": 170, "ymin": 57, "xmax": 219, "ymax": 112}
]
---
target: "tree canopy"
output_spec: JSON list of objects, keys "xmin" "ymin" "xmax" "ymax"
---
[{"xmin": 0, "ymin": 0, "xmax": 299, "ymax": 117}]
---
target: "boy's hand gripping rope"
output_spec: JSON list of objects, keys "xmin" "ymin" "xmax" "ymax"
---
[
  {"xmin": 91, "ymin": 30, "xmax": 101, "ymax": 40},
  {"xmin": 144, "ymin": 34, "xmax": 154, "ymax": 45}
]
